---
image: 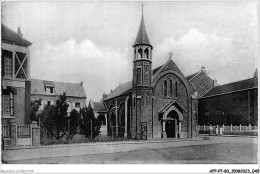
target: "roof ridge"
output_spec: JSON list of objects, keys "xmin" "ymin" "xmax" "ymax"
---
[
  {"xmin": 2, "ymin": 23, "xmax": 32, "ymax": 46},
  {"xmin": 30, "ymin": 78, "xmax": 81, "ymax": 85},
  {"xmin": 202, "ymin": 77, "xmax": 256, "ymax": 98},
  {"xmin": 214, "ymin": 77, "xmax": 254, "ymax": 87}
]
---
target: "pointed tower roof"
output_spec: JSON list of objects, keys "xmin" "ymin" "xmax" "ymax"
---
[
  {"xmin": 254, "ymin": 68, "xmax": 258, "ymax": 78},
  {"xmin": 133, "ymin": 5, "xmax": 152, "ymax": 48}
]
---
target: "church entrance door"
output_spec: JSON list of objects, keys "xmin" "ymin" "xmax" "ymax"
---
[{"xmin": 165, "ymin": 110, "xmax": 179, "ymax": 138}]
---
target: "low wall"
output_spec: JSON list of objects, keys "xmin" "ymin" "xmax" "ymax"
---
[{"xmin": 3, "ymin": 139, "xmax": 200, "ymax": 161}]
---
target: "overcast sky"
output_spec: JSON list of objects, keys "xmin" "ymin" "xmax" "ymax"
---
[{"xmin": 2, "ymin": 1, "xmax": 258, "ymax": 102}]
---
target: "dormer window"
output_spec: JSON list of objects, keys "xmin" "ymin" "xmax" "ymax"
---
[
  {"xmin": 44, "ymin": 81, "xmax": 55, "ymax": 94},
  {"xmin": 75, "ymin": 102, "xmax": 81, "ymax": 108},
  {"xmin": 45, "ymin": 86, "xmax": 54, "ymax": 94}
]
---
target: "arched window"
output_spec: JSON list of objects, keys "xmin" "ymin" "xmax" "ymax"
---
[
  {"xmin": 138, "ymin": 47, "xmax": 143, "ymax": 59},
  {"xmin": 144, "ymin": 48, "xmax": 149, "ymax": 59},
  {"xmin": 120, "ymin": 105, "xmax": 125, "ymax": 127},
  {"xmin": 145, "ymin": 65, "xmax": 149, "ymax": 72},
  {"xmin": 175, "ymin": 81, "xmax": 178, "ymax": 97},
  {"xmin": 134, "ymin": 49, "xmax": 137, "ymax": 60},
  {"xmin": 169, "ymin": 79, "xmax": 173, "ymax": 97},
  {"xmin": 110, "ymin": 110, "xmax": 116, "ymax": 127},
  {"xmin": 136, "ymin": 68, "xmax": 142, "ymax": 85},
  {"xmin": 163, "ymin": 80, "xmax": 167, "ymax": 97}
]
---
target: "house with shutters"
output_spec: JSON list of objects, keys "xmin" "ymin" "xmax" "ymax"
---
[
  {"xmin": 28, "ymin": 79, "xmax": 87, "ymax": 112},
  {"xmin": 1, "ymin": 24, "xmax": 32, "ymax": 125}
]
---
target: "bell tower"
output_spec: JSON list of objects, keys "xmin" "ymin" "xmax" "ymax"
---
[
  {"xmin": 131, "ymin": 4, "xmax": 153, "ymax": 140},
  {"xmin": 133, "ymin": 4, "xmax": 153, "ymax": 87}
]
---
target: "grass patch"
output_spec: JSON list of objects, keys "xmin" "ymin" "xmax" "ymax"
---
[{"xmin": 41, "ymin": 135, "xmax": 131, "ymax": 146}]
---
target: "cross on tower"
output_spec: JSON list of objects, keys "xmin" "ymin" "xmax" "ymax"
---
[{"xmin": 142, "ymin": 3, "xmax": 144, "ymax": 16}]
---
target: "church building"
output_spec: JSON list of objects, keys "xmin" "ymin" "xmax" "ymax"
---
[{"xmin": 103, "ymin": 10, "xmax": 199, "ymax": 140}]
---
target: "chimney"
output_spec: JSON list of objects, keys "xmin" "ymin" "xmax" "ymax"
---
[
  {"xmin": 213, "ymin": 79, "xmax": 218, "ymax": 87},
  {"xmin": 110, "ymin": 89, "xmax": 113, "ymax": 93},
  {"xmin": 17, "ymin": 27, "xmax": 23, "ymax": 37},
  {"xmin": 254, "ymin": 68, "xmax": 258, "ymax": 78},
  {"xmin": 201, "ymin": 66, "xmax": 206, "ymax": 72},
  {"xmin": 102, "ymin": 93, "xmax": 108, "ymax": 99},
  {"xmin": 80, "ymin": 81, "xmax": 83, "ymax": 86}
]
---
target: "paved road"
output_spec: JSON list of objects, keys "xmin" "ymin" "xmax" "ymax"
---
[{"xmin": 7, "ymin": 136, "xmax": 258, "ymax": 164}]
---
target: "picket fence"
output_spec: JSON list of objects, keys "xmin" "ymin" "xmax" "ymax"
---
[{"xmin": 197, "ymin": 124, "xmax": 258, "ymax": 132}]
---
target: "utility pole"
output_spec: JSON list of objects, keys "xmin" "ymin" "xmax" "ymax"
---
[
  {"xmin": 91, "ymin": 119, "xmax": 93, "ymax": 140},
  {"xmin": 68, "ymin": 117, "xmax": 70, "ymax": 142}
]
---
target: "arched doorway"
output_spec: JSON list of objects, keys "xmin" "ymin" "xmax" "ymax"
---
[{"xmin": 165, "ymin": 110, "xmax": 179, "ymax": 138}]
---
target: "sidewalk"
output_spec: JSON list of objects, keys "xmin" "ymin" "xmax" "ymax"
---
[
  {"xmin": 3, "ymin": 137, "xmax": 204, "ymax": 161},
  {"xmin": 199, "ymin": 134, "xmax": 258, "ymax": 138},
  {"xmin": 3, "ymin": 135, "xmax": 255, "ymax": 162}
]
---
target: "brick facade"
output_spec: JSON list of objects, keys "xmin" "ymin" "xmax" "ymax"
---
[
  {"xmin": 199, "ymin": 88, "xmax": 258, "ymax": 126},
  {"xmin": 1, "ymin": 24, "xmax": 32, "ymax": 125},
  {"xmin": 188, "ymin": 69, "xmax": 214, "ymax": 97},
  {"xmin": 103, "ymin": 14, "xmax": 198, "ymax": 140}
]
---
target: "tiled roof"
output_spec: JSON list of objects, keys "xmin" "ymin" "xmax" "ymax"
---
[
  {"xmin": 103, "ymin": 81, "xmax": 132, "ymax": 101},
  {"xmin": 186, "ymin": 71, "xmax": 199, "ymax": 81},
  {"xmin": 103, "ymin": 64, "xmax": 202, "ymax": 101},
  {"xmin": 30, "ymin": 79, "xmax": 86, "ymax": 98},
  {"xmin": 153, "ymin": 65, "xmax": 163, "ymax": 75},
  {"xmin": 92, "ymin": 102, "xmax": 106, "ymax": 112},
  {"xmin": 133, "ymin": 15, "xmax": 151, "ymax": 47},
  {"xmin": 203, "ymin": 78, "xmax": 257, "ymax": 98},
  {"xmin": 2, "ymin": 24, "xmax": 32, "ymax": 47}
]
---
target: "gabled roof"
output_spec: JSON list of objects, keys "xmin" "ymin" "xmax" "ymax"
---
[
  {"xmin": 186, "ymin": 71, "xmax": 199, "ymax": 81},
  {"xmin": 133, "ymin": 15, "xmax": 152, "ymax": 47},
  {"xmin": 202, "ymin": 77, "xmax": 257, "ymax": 98},
  {"xmin": 91, "ymin": 101, "xmax": 106, "ymax": 112},
  {"xmin": 158, "ymin": 100, "xmax": 186, "ymax": 114},
  {"xmin": 2, "ymin": 24, "xmax": 32, "ymax": 47},
  {"xmin": 30, "ymin": 79, "xmax": 86, "ymax": 98},
  {"xmin": 104, "ymin": 61, "xmax": 201, "ymax": 101},
  {"xmin": 152, "ymin": 59, "xmax": 186, "ymax": 80},
  {"xmin": 103, "ymin": 81, "xmax": 132, "ymax": 101}
]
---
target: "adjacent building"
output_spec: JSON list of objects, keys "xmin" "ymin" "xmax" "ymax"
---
[
  {"xmin": 1, "ymin": 24, "xmax": 32, "ymax": 125},
  {"xmin": 29, "ymin": 79, "xmax": 87, "ymax": 111},
  {"xmin": 198, "ymin": 70, "xmax": 258, "ymax": 126},
  {"xmin": 89, "ymin": 100, "xmax": 108, "ymax": 135},
  {"xmin": 186, "ymin": 66, "xmax": 217, "ymax": 97}
]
